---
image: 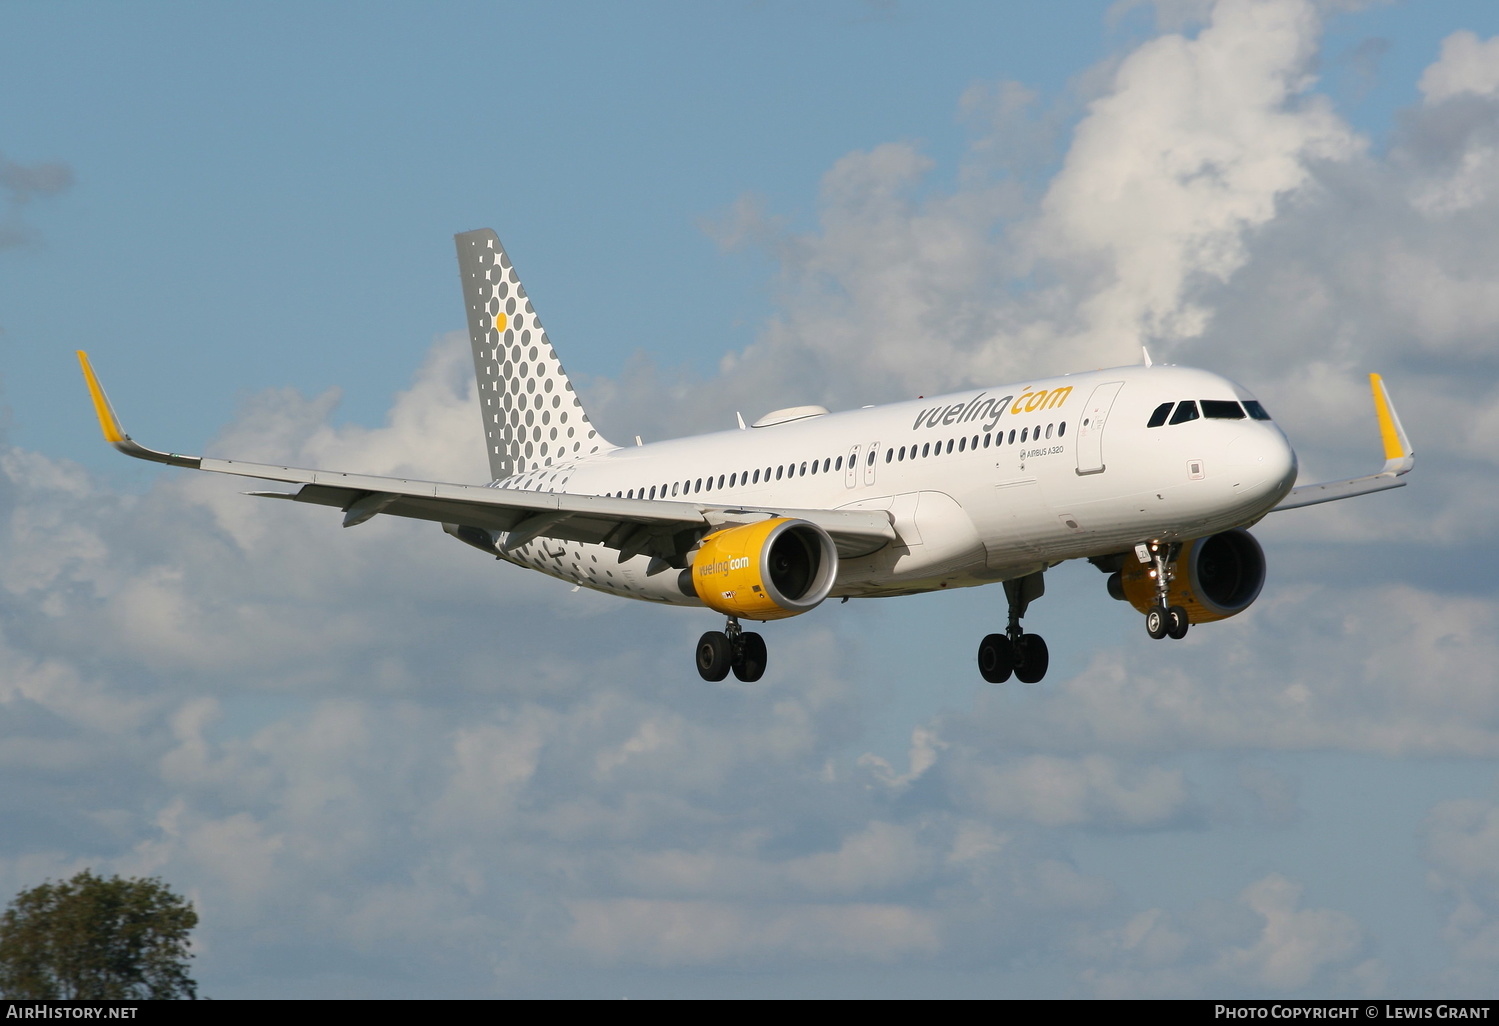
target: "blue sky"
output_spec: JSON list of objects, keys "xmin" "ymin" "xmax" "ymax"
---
[{"xmin": 4, "ymin": 0, "xmax": 1499, "ymax": 998}]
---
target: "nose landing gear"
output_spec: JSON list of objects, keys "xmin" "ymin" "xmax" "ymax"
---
[
  {"xmin": 696, "ymin": 617, "xmax": 767, "ymax": 682},
  {"xmin": 1140, "ymin": 541, "xmax": 1190, "ymax": 641},
  {"xmin": 978, "ymin": 571, "xmax": 1049, "ymax": 684}
]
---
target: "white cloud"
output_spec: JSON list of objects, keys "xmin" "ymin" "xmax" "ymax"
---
[
  {"xmin": 951, "ymin": 754, "xmax": 1191, "ymax": 828},
  {"xmin": 1424, "ymin": 796, "xmax": 1499, "ymax": 988},
  {"xmin": 1419, "ymin": 32, "xmax": 1499, "ymax": 104},
  {"xmin": 1080, "ymin": 873, "xmax": 1382, "ymax": 997}
]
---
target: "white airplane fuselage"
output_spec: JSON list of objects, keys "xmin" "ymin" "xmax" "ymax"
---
[{"xmin": 491, "ymin": 364, "xmax": 1298, "ymax": 606}]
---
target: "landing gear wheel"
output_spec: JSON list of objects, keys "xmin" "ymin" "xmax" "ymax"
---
[
  {"xmin": 1145, "ymin": 605, "xmax": 1169, "ymax": 640},
  {"xmin": 1013, "ymin": 633, "xmax": 1049, "ymax": 684},
  {"xmin": 977, "ymin": 634, "xmax": 1013, "ymax": 684},
  {"xmin": 732, "ymin": 632, "xmax": 767, "ymax": 682},
  {"xmin": 696, "ymin": 631, "xmax": 732, "ymax": 681},
  {"xmin": 1166, "ymin": 605, "xmax": 1190, "ymax": 640}
]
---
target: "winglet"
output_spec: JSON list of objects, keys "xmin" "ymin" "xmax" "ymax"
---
[
  {"xmin": 1272, "ymin": 372, "xmax": 1415, "ymax": 512},
  {"xmin": 1370, "ymin": 372, "xmax": 1414, "ymax": 476},
  {"xmin": 75, "ymin": 351, "xmax": 202, "ymax": 468},
  {"xmin": 77, "ymin": 350, "xmax": 128, "ymax": 444}
]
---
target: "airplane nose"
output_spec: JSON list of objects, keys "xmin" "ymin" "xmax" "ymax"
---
[{"xmin": 1226, "ymin": 426, "xmax": 1297, "ymax": 504}]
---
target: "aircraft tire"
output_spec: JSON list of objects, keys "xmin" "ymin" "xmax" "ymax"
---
[
  {"xmin": 696, "ymin": 631, "xmax": 733, "ymax": 682},
  {"xmin": 978, "ymin": 633, "xmax": 1013, "ymax": 684},
  {"xmin": 1145, "ymin": 606, "xmax": 1169, "ymax": 640},
  {"xmin": 1014, "ymin": 634, "xmax": 1049, "ymax": 684},
  {"xmin": 732, "ymin": 632, "xmax": 767, "ymax": 682},
  {"xmin": 1166, "ymin": 605, "xmax": 1190, "ymax": 640}
]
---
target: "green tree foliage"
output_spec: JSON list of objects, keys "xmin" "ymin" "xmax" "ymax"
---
[{"xmin": 0, "ymin": 870, "xmax": 197, "ymax": 999}]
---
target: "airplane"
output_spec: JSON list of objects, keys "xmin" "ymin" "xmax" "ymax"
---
[{"xmin": 77, "ymin": 228, "xmax": 1415, "ymax": 684}]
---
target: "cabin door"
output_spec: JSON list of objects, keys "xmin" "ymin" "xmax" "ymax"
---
[{"xmin": 1074, "ymin": 381, "xmax": 1124, "ymax": 476}]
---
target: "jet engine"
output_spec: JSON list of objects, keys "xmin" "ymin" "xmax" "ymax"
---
[
  {"xmin": 685, "ymin": 517, "xmax": 838, "ymax": 621},
  {"xmin": 1115, "ymin": 528, "xmax": 1266, "ymax": 624}
]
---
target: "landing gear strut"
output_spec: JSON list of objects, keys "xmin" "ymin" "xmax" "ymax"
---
[
  {"xmin": 696, "ymin": 617, "xmax": 767, "ymax": 682},
  {"xmin": 1141, "ymin": 541, "xmax": 1190, "ymax": 641},
  {"xmin": 978, "ymin": 571, "xmax": 1049, "ymax": 684}
]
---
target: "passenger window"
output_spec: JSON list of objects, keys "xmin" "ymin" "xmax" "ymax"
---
[
  {"xmin": 983, "ymin": 433, "xmax": 991, "ymax": 447},
  {"xmin": 885, "ymin": 448, "xmax": 893, "ymax": 463},
  {"xmin": 718, "ymin": 474, "xmax": 725, "ymax": 488},
  {"xmin": 958, "ymin": 437, "xmax": 966, "ymax": 452},
  {"xmin": 1201, "ymin": 400, "xmax": 1245, "ymax": 420},
  {"xmin": 972, "ymin": 435, "xmax": 979, "ymax": 449},
  {"xmin": 776, "ymin": 466, "xmax": 783, "ymax": 480},
  {"xmin": 1170, "ymin": 401, "xmax": 1200, "ymax": 425},
  {"xmin": 824, "ymin": 458, "xmax": 832, "ymax": 473},
  {"xmin": 1058, "ymin": 422, "xmax": 1066, "ymax": 437},
  {"xmin": 729, "ymin": 473, "xmax": 736, "ymax": 487},
  {"xmin": 1243, "ymin": 400, "xmax": 1272, "ymax": 421},
  {"xmin": 649, "ymin": 486, "xmax": 656, "ymax": 499},
  {"xmin": 800, "ymin": 462, "xmax": 807, "ymax": 476},
  {"xmin": 1045, "ymin": 424, "xmax": 1053, "ymax": 439},
  {"xmin": 752, "ymin": 469, "xmax": 760, "ymax": 484},
  {"xmin": 695, "ymin": 478, "xmax": 702, "ymax": 493},
  {"xmin": 672, "ymin": 482, "xmax": 679, "ymax": 497},
  {"xmin": 946, "ymin": 439, "xmax": 954, "ymax": 454},
  {"xmin": 867, "ymin": 450, "xmax": 875, "ymax": 466},
  {"xmin": 921, "ymin": 443, "xmax": 930, "ymax": 458},
  {"xmin": 1008, "ymin": 429, "xmax": 1016, "ymax": 444},
  {"xmin": 835, "ymin": 456, "xmax": 843, "ymax": 471},
  {"xmin": 1147, "ymin": 402, "xmax": 1173, "ymax": 428},
  {"xmin": 1021, "ymin": 427, "xmax": 1028, "ymax": 443}
]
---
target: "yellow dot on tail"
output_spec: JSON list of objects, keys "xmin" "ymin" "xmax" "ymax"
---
[{"xmin": 494, "ymin": 311, "xmax": 507, "ymax": 332}]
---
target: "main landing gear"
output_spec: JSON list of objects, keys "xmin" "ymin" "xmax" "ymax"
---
[
  {"xmin": 696, "ymin": 617, "xmax": 767, "ymax": 682},
  {"xmin": 978, "ymin": 571, "xmax": 1049, "ymax": 685},
  {"xmin": 1140, "ymin": 541, "xmax": 1190, "ymax": 641}
]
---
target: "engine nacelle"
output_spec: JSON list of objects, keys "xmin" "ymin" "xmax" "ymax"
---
[
  {"xmin": 687, "ymin": 517, "xmax": 838, "ymax": 621},
  {"xmin": 1118, "ymin": 528, "xmax": 1266, "ymax": 624}
]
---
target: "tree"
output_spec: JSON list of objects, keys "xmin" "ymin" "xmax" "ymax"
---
[{"xmin": 0, "ymin": 870, "xmax": 197, "ymax": 999}]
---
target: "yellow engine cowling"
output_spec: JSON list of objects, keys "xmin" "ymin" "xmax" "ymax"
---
[
  {"xmin": 689, "ymin": 517, "xmax": 839, "ymax": 621},
  {"xmin": 1119, "ymin": 528, "xmax": 1266, "ymax": 624}
]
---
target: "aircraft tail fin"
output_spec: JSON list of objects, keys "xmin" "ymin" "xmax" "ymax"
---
[{"xmin": 455, "ymin": 229, "xmax": 614, "ymax": 481}]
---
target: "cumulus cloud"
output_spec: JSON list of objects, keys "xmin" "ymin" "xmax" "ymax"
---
[
  {"xmin": 1419, "ymin": 31, "xmax": 1499, "ymax": 104},
  {"xmin": 1079, "ymin": 874, "xmax": 1383, "ymax": 997},
  {"xmin": 1424, "ymin": 795, "xmax": 1499, "ymax": 992}
]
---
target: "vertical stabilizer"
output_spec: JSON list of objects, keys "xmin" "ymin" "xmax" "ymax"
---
[{"xmin": 455, "ymin": 229, "xmax": 614, "ymax": 480}]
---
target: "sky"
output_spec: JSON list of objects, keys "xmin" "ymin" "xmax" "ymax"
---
[{"xmin": 3, "ymin": 0, "xmax": 1499, "ymax": 999}]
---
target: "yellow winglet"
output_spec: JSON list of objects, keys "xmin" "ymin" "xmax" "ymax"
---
[
  {"xmin": 77, "ymin": 350, "xmax": 127, "ymax": 444},
  {"xmin": 1369, "ymin": 372, "xmax": 1414, "ymax": 475},
  {"xmin": 75, "ymin": 351, "xmax": 202, "ymax": 468}
]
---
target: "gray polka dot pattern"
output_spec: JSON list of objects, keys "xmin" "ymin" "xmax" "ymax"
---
[{"xmin": 455, "ymin": 230, "xmax": 613, "ymax": 480}]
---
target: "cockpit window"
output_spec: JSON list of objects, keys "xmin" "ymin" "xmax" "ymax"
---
[
  {"xmin": 1201, "ymin": 399, "xmax": 1245, "ymax": 420},
  {"xmin": 1147, "ymin": 402, "xmax": 1173, "ymax": 428},
  {"xmin": 1169, "ymin": 400, "xmax": 1200, "ymax": 425},
  {"xmin": 1243, "ymin": 400, "xmax": 1272, "ymax": 421}
]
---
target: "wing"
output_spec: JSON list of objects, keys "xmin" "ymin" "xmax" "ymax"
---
[
  {"xmin": 1271, "ymin": 373, "xmax": 1415, "ymax": 512},
  {"xmin": 77, "ymin": 352, "xmax": 894, "ymax": 563}
]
